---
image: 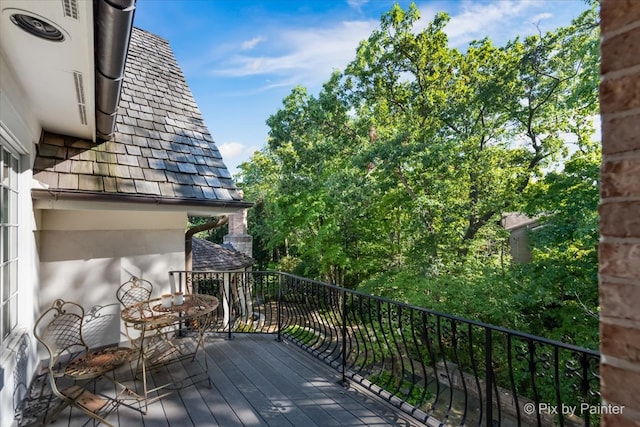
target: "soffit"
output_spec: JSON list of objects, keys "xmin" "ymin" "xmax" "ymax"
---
[{"xmin": 0, "ymin": 0, "xmax": 95, "ymax": 140}]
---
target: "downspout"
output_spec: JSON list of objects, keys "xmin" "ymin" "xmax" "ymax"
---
[
  {"xmin": 184, "ymin": 216, "xmax": 229, "ymax": 272},
  {"xmin": 94, "ymin": 0, "xmax": 136, "ymax": 141}
]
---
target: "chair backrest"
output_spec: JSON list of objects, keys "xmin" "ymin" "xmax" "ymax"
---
[
  {"xmin": 34, "ymin": 299, "xmax": 89, "ymax": 370},
  {"xmin": 116, "ymin": 276, "xmax": 153, "ymax": 308}
]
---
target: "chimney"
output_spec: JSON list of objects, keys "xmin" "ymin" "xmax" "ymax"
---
[{"xmin": 223, "ymin": 193, "xmax": 253, "ymax": 258}]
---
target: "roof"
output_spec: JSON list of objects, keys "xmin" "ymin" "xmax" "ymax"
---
[
  {"xmin": 192, "ymin": 237, "xmax": 254, "ymax": 271},
  {"xmin": 501, "ymin": 213, "xmax": 538, "ymax": 231},
  {"xmin": 32, "ymin": 27, "xmax": 250, "ymax": 211}
]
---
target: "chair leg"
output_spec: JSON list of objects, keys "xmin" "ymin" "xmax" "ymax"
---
[
  {"xmin": 101, "ymin": 372, "xmax": 147, "ymax": 415},
  {"xmin": 41, "ymin": 374, "xmax": 73, "ymax": 425},
  {"xmin": 41, "ymin": 398, "xmax": 70, "ymax": 426},
  {"xmin": 45, "ymin": 373, "xmax": 145, "ymax": 426},
  {"xmin": 43, "ymin": 385, "xmax": 107, "ymax": 426}
]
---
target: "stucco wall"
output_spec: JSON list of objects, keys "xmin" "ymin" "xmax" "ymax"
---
[
  {"xmin": 1, "ymin": 50, "xmax": 41, "ymax": 427},
  {"xmin": 37, "ymin": 209, "xmax": 186, "ymax": 346}
]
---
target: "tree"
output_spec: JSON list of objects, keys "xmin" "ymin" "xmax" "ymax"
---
[
  {"xmin": 238, "ymin": 1, "xmax": 600, "ymax": 324},
  {"xmin": 341, "ymin": 2, "xmax": 599, "ymax": 269},
  {"xmin": 512, "ymin": 146, "xmax": 600, "ymax": 346}
]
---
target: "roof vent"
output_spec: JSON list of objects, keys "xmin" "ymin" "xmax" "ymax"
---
[
  {"xmin": 10, "ymin": 13, "xmax": 65, "ymax": 42},
  {"xmin": 62, "ymin": 0, "xmax": 79, "ymax": 20},
  {"xmin": 73, "ymin": 71, "xmax": 88, "ymax": 125}
]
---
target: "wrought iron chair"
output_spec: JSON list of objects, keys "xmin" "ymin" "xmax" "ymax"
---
[
  {"xmin": 117, "ymin": 276, "xmax": 180, "ymax": 376},
  {"xmin": 116, "ymin": 276, "xmax": 153, "ymax": 308},
  {"xmin": 33, "ymin": 299, "xmax": 143, "ymax": 426}
]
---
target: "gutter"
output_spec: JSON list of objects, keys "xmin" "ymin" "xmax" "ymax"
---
[
  {"xmin": 31, "ymin": 188, "xmax": 254, "ymax": 210},
  {"xmin": 94, "ymin": 0, "xmax": 136, "ymax": 141}
]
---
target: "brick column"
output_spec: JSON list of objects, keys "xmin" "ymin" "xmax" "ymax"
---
[
  {"xmin": 599, "ymin": 1, "xmax": 640, "ymax": 425},
  {"xmin": 223, "ymin": 191, "xmax": 253, "ymax": 258}
]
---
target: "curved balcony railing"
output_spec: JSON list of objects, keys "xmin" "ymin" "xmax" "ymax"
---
[{"xmin": 169, "ymin": 270, "xmax": 600, "ymax": 427}]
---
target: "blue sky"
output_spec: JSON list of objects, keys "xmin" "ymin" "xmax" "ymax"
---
[{"xmin": 133, "ymin": 0, "xmax": 591, "ymax": 177}]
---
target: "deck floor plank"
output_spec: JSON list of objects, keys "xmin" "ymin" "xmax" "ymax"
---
[
  {"xmin": 19, "ymin": 333, "xmax": 426, "ymax": 427},
  {"xmin": 213, "ymin": 336, "xmax": 349, "ymax": 426},
  {"xmin": 206, "ymin": 336, "xmax": 296, "ymax": 426}
]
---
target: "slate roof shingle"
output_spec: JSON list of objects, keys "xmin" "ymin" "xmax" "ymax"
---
[
  {"xmin": 32, "ymin": 27, "xmax": 248, "ymax": 208},
  {"xmin": 192, "ymin": 237, "xmax": 254, "ymax": 271}
]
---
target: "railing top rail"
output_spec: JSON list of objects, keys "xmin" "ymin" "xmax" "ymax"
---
[
  {"xmin": 173, "ymin": 269, "xmax": 599, "ymax": 356},
  {"xmin": 169, "ymin": 269, "xmax": 250, "ymax": 274}
]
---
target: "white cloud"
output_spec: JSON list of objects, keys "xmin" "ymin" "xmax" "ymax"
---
[
  {"xmin": 211, "ymin": 19, "xmax": 378, "ymax": 88},
  {"xmin": 218, "ymin": 141, "xmax": 261, "ymax": 161},
  {"xmin": 447, "ymin": 1, "xmax": 531, "ymax": 45},
  {"xmin": 206, "ymin": 0, "xmax": 582, "ymax": 94},
  {"xmin": 218, "ymin": 141, "xmax": 245, "ymax": 159},
  {"xmin": 217, "ymin": 141, "xmax": 262, "ymax": 176},
  {"xmin": 347, "ymin": 0, "xmax": 369, "ymax": 11},
  {"xmin": 531, "ymin": 12, "xmax": 553, "ymax": 24},
  {"xmin": 241, "ymin": 36, "xmax": 265, "ymax": 50},
  {"xmin": 416, "ymin": 0, "xmax": 547, "ymax": 47}
]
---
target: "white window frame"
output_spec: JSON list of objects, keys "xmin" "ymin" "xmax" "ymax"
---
[{"xmin": 1, "ymin": 141, "xmax": 19, "ymax": 346}]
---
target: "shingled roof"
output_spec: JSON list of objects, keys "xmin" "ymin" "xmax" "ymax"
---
[
  {"xmin": 192, "ymin": 237, "xmax": 254, "ymax": 271},
  {"xmin": 32, "ymin": 27, "xmax": 250, "ymax": 210}
]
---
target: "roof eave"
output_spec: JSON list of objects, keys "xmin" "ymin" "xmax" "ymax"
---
[{"xmin": 32, "ymin": 188, "xmax": 253, "ymax": 216}]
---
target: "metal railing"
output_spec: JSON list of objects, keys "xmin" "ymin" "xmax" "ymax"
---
[{"xmin": 169, "ymin": 270, "xmax": 600, "ymax": 427}]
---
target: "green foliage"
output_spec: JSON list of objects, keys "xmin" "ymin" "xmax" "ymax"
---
[
  {"xmin": 277, "ymin": 255, "xmax": 302, "ymax": 273},
  {"xmin": 368, "ymin": 369, "xmax": 432, "ymax": 406},
  {"xmin": 188, "ymin": 216, "xmax": 228, "ymax": 243},
  {"xmin": 511, "ymin": 147, "xmax": 600, "ymax": 348},
  {"xmin": 282, "ymin": 325, "xmax": 319, "ymax": 346},
  {"xmin": 238, "ymin": 2, "xmax": 600, "ymax": 347},
  {"xmin": 359, "ymin": 269, "xmax": 527, "ymax": 331}
]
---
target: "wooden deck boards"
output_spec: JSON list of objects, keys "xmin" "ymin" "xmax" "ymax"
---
[{"xmin": 18, "ymin": 333, "xmax": 427, "ymax": 427}]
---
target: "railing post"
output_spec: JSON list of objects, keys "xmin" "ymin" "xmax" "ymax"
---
[
  {"xmin": 276, "ymin": 272, "xmax": 282, "ymax": 342},
  {"xmin": 223, "ymin": 272, "xmax": 233, "ymax": 340},
  {"xmin": 485, "ymin": 327, "xmax": 493, "ymax": 426},
  {"xmin": 581, "ymin": 353, "xmax": 590, "ymax": 427},
  {"xmin": 340, "ymin": 287, "xmax": 348, "ymax": 387}
]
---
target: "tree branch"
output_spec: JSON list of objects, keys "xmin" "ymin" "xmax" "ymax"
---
[{"xmin": 185, "ymin": 216, "xmax": 229, "ymax": 239}]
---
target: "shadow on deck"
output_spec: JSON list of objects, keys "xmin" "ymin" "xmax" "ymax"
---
[{"xmin": 16, "ymin": 333, "xmax": 428, "ymax": 427}]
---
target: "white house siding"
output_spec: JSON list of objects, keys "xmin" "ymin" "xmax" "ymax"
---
[
  {"xmin": 0, "ymin": 54, "xmax": 41, "ymax": 427},
  {"xmin": 37, "ymin": 209, "xmax": 186, "ymax": 347}
]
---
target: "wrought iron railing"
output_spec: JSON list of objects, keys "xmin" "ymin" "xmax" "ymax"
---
[{"xmin": 169, "ymin": 270, "xmax": 600, "ymax": 427}]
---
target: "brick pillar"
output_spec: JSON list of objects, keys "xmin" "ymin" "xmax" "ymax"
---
[
  {"xmin": 599, "ymin": 1, "xmax": 640, "ymax": 425},
  {"xmin": 223, "ymin": 192, "xmax": 253, "ymax": 258}
]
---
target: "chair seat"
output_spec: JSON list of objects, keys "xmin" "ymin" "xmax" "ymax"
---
[
  {"xmin": 60, "ymin": 385, "xmax": 109, "ymax": 412},
  {"xmin": 65, "ymin": 347, "xmax": 134, "ymax": 380}
]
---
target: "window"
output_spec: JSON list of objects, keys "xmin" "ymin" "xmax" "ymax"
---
[{"xmin": 1, "ymin": 144, "xmax": 19, "ymax": 345}]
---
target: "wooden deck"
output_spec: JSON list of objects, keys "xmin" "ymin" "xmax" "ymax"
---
[{"xmin": 19, "ymin": 333, "xmax": 427, "ymax": 427}]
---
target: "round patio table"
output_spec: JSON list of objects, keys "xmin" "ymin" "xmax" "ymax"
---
[{"xmin": 121, "ymin": 293, "xmax": 219, "ymax": 407}]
